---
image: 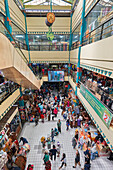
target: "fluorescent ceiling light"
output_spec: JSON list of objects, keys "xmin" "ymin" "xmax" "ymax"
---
[
  {"xmin": 15, "ymin": 35, "xmax": 24, "ymax": 38},
  {"xmin": 74, "ymin": 36, "xmax": 78, "ymax": 38},
  {"xmin": 52, "ymin": 40, "xmax": 57, "ymax": 42},
  {"xmin": 36, "ymin": 35, "xmax": 40, "ymax": 38},
  {"xmin": 60, "ymin": 36, "xmax": 64, "ymax": 38}
]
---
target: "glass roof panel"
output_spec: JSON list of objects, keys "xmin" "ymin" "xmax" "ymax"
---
[
  {"xmin": 24, "ymin": 0, "xmax": 72, "ymax": 6},
  {"xmin": 100, "ymin": 0, "xmax": 113, "ymax": 6}
]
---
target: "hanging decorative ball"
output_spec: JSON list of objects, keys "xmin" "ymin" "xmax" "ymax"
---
[{"xmin": 45, "ymin": 12, "xmax": 55, "ymax": 27}]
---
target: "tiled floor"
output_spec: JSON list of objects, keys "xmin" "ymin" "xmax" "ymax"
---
[{"xmin": 19, "ymin": 109, "xmax": 113, "ymax": 170}]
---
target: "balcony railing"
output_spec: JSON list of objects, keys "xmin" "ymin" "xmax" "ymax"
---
[
  {"xmin": 29, "ymin": 44, "xmax": 69, "ymax": 51},
  {"xmin": 14, "ymin": 40, "xmax": 69, "ymax": 51},
  {"xmin": 72, "ymin": 16, "xmax": 113, "ymax": 50},
  {"xmin": 0, "ymin": 81, "xmax": 19, "ymax": 104}
]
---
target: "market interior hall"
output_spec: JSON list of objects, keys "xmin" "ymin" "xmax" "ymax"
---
[{"xmin": 0, "ymin": 0, "xmax": 113, "ymax": 170}]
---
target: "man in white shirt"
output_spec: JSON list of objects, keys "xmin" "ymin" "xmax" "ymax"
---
[
  {"xmin": 91, "ymin": 145, "xmax": 98, "ymax": 160},
  {"xmin": 79, "ymin": 115, "xmax": 83, "ymax": 120}
]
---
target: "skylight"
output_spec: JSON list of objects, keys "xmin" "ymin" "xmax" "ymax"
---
[{"xmin": 24, "ymin": 0, "xmax": 72, "ymax": 6}]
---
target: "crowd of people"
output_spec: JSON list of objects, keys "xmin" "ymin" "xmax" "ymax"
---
[
  {"xmin": 20, "ymin": 83, "xmax": 112, "ymax": 170},
  {"xmin": 25, "ymin": 84, "xmax": 61, "ymax": 124}
]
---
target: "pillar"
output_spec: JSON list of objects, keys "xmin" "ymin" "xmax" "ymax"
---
[
  {"xmin": 68, "ymin": 5, "xmax": 73, "ymax": 81},
  {"xmin": 75, "ymin": 0, "xmax": 86, "ymax": 104},
  {"xmin": 19, "ymin": 86, "xmax": 25, "ymax": 126},
  {"xmin": 4, "ymin": 0, "xmax": 13, "ymax": 42},
  {"xmin": 22, "ymin": 0, "xmax": 31, "ymax": 64}
]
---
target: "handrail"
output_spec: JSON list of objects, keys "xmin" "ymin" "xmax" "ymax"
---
[
  {"xmin": 0, "ymin": 86, "xmax": 19, "ymax": 104},
  {"xmin": 29, "ymin": 44, "xmax": 69, "ymax": 51},
  {"xmin": 72, "ymin": 16, "xmax": 113, "ymax": 50},
  {"xmin": 0, "ymin": 20, "xmax": 28, "ymax": 64},
  {"xmin": 12, "ymin": 39, "xmax": 69, "ymax": 51}
]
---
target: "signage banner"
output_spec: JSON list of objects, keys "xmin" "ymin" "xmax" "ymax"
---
[{"xmin": 80, "ymin": 84, "xmax": 113, "ymax": 128}]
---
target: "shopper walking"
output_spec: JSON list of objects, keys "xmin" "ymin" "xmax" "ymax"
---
[
  {"xmin": 57, "ymin": 142, "xmax": 61, "ymax": 157},
  {"xmin": 59, "ymin": 153, "xmax": 67, "ymax": 169},
  {"xmin": 35, "ymin": 116, "xmax": 38, "ymax": 126},
  {"xmin": 49, "ymin": 145, "xmax": 57, "ymax": 161},
  {"xmin": 73, "ymin": 149, "xmax": 81, "ymax": 168},
  {"xmin": 45, "ymin": 160, "xmax": 51, "ymax": 170},
  {"xmin": 57, "ymin": 119, "xmax": 61, "ymax": 133},
  {"xmin": 75, "ymin": 129, "xmax": 79, "ymax": 141},
  {"xmin": 78, "ymin": 136, "xmax": 84, "ymax": 150},
  {"xmin": 43, "ymin": 151, "xmax": 49, "ymax": 164},
  {"xmin": 84, "ymin": 153, "xmax": 91, "ymax": 170},
  {"xmin": 72, "ymin": 136, "xmax": 77, "ymax": 149},
  {"xmin": 66, "ymin": 118, "xmax": 70, "ymax": 131},
  {"xmin": 51, "ymin": 128, "xmax": 55, "ymax": 143}
]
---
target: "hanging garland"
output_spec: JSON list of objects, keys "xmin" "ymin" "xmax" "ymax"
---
[{"xmin": 45, "ymin": 0, "xmax": 55, "ymax": 42}]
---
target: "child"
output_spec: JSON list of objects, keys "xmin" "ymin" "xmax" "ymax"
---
[
  {"xmin": 41, "ymin": 137, "xmax": 46, "ymax": 148},
  {"xmin": 57, "ymin": 142, "xmax": 61, "ymax": 157},
  {"xmin": 47, "ymin": 137, "xmax": 51, "ymax": 149},
  {"xmin": 54, "ymin": 128, "xmax": 59, "ymax": 136},
  {"xmin": 59, "ymin": 153, "xmax": 67, "ymax": 169}
]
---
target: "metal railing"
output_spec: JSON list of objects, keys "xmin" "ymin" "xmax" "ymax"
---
[
  {"xmin": 0, "ymin": 82, "xmax": 19, "ymax": 104},
  {"xmin": 29, "ymin": 44, "xmax": 69, "ymax": 51},
  {"xmin": 72, "ymin": 16, "xmax": 113, "ymax": 50},
  {"xmin": 14, "ymin": 40, "xmax": 69, "ymax": 51}
]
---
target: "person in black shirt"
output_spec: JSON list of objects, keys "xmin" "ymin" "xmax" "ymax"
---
[
  {"xmin": 75, "ymin": 130, "xmax": 78, "ymax": 141},
  {"xmin": 73, "ymin": 149, "xmax": 81, "ymax": 168},
  {"xmin": 66, "ymin": 118, "xmax": 70, "ymax": 131},
  {"xmin": 49, "ymin": 145, "xmax": 57, "ymax": 161},
  {"xmin": 57, "ymin": 94, "xmax": 60, "ymax": 104},
  {"xmin": 19, "ymin": 137, "xmax": 28, "ymax": 145},
  {"xmin": 84, "ymin": 153, "xmax": 91, "ymax": 170}
]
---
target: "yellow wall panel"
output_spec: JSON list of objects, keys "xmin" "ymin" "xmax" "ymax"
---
[
  {"xmin": 72, "ymin": 0, "xmax": 98, "ymax": 32},
  {"xmin": 0, "ymin": 0, "xmax": 5, "ymax": 14},
  {"xmin": 70, "ymin": 36, "xmax": 113, "ymax": 78},
  {"xmin": 72, "ymin": 0, "xmax": 82, "ymax": 31},
  {"xmin": 8, "ymin": 0, "xmax": 25, "ymax": 31},
  {"xmin": 29, "ymin": 51, "xmax": 69, "ymax": 62},
  {"xmin": 27, "ymin": 17, "xmax": 70, "ymax": 32}
]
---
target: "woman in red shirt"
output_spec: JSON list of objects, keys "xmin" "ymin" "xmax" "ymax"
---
[
  {"xmin": 27, "ymin": 164, "xmax": 34, "ymax": 170},
  {"xmin": 54, "ymin": 108, "xmax": 58, "ymax": 117}
]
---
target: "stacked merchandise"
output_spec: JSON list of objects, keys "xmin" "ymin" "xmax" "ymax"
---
[
  {"xmin": 0, "ymin": 127, "xmax": 9, "ymax": 169},
  {"xmin": 0, "ymin": 150, "xmax": 8, "ymax": 169}
]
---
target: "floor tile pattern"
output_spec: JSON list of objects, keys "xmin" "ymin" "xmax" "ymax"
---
[{"xmin": 19, "ymin": 110, "xmax": 113, "ymax": 170}]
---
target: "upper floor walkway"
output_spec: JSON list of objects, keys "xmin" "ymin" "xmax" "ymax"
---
[{"xmin": 0, "ymin": 20, "xmax": 41, "ymax": 90}]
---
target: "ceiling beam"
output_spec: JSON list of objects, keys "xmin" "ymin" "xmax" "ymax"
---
[{"xmin": 62, "ymin": 0, "xmax": 73, "ymax": 4}]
